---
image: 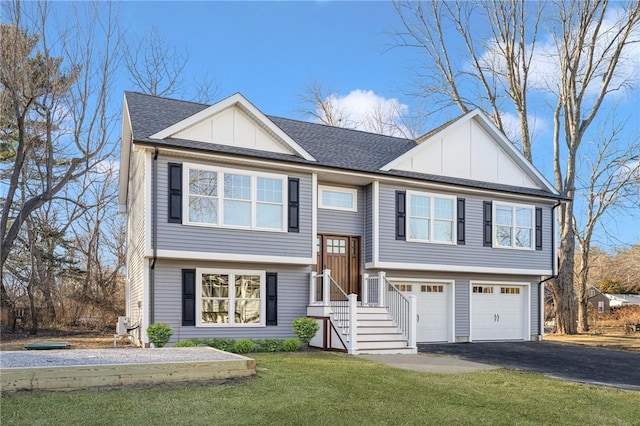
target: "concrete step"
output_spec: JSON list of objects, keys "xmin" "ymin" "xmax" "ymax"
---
[
  {"xmin": 357, "ymin": 339, "xmax": 411, "ymax": 350},
  {"xmin": 357, "ymin": 333, "xmax": 404, "ymax": 342},
  {"xmin": 357, "ymin": 347, "xmax": 417, "ymax": 355}
]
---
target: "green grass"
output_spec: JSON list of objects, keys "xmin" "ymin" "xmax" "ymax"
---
[{"xmin": 1, "ymin": 352, "xmax": 638, "ymax": 425}]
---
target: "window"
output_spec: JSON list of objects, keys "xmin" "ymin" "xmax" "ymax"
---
[
  {"xmin": 406, "ymin": 190, "xmax": 455, "ymax": 244},
  {"xmin": 422, "ymin": 285, "xmax": 444, "ymax": 293},
  {"xmin": 500, "ymin": 287, "xmax": 521, "ymax": 294},
  {"xmin": 184, "ymin": 163, "xmax": 286, "ymax": 231},
  {"xmin": 319, "ymin": 185, "xmax": 357, "ymax": 211},
  {"xmin": 494, "ymin": 202, "xmax": 534, "ymax": 249},
  {"xmin": 473, "ymin": 286, "xmax": 494, "ymax": 293},
  {"xmin": 197, "ymin": 269, "xmax": 265, "ymax": 327}
]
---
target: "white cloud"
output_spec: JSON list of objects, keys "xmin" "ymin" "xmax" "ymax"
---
[
  {"xmin": 499, "ymin": 110, "xmax": 549, "ymax": 147},
  {"xmin": 316, "ymin": 89, "xmax": 410, "ymax": 137}
]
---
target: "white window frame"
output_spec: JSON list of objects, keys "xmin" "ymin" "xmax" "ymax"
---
[
  {"xmin": 318, "ymin": 185, "xmax": 357, "ymax": 212},
  {"xmin": 183, "ymin": 162, "xmax": 288, "ymax": 232},
  {"xmin": 406, "ymin": 190, "xmax": 457, "ymax": 245},
  {"xmin": 196, "ymin": 268, "xmax": 266, "ymax": 327},
  {"xmin": 493, "ymin": 202, "xmax": 534, "ymax": 250}
]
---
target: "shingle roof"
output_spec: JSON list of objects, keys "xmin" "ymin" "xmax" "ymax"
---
[{"xmin": 124, "ymin": 91, "xmax": 564, "ymax": 200}]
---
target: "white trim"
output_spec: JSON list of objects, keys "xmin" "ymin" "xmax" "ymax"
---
[
  {"xmin": 142, "ymin": 258, "xmax": 150, "ymax": 345},
  {"xmin": 405, "ymin": 190, "xmax": 457, "ymax": 245},
  {"xmin": 195, "ymin": 268, "xmax": 266, "ymax": 327},
  {"xmin": 365, "ymin": 261, "xmax": 551, "ymax": 276},
  {"xmin": 469, "ymin": 280, "xmax": 531, "ymax": 342},
  {"xmin": 372, "ymin": 181, "xmax": 380, "ymax": 264},
  {"xmin": 182, "ymin": 162, "xmax": 288, "ymax": 232},
  {"xmin": 144, "ymin": 152, "xmax": 153, "ymax": 257},
  {"xmin": 156, "ymin": 249, "xmax": 313, "ymax": 265},
  {"xmin": 539, "ymin": 281, "xmax": 545, "ymax": 339},
  {"xmin": 493, "ymin": 201, "xmax": 535, "ymax": 250},
  {"xmin": 118, "ymin": 95, "xmax": 132, "ymax": 208},
  {"xmin": 318, "ymin": 185, "xmax": 358, "ymax": 212},
  {"xmin": 142, "ymin": 146, "xmax": 562, "ymax": 204},
  {"xmin": 312, "ymin": 173, "xmax": 318, "ymax": 265},
  {"xmin": 380, "ymin": 109, "xmax": 558, "ymax": 195},
  {"xmin": 149, "ymin": 93, "xmax": 316, "ymax": 161},
  {"xmin": 553, "ymin": 206, "xmax": 559, "ymax": 275},
  {"xmin": 388, "ymin": 278, "xmax": 455, "ymax": 342}
]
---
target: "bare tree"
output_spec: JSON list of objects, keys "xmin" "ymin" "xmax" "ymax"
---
[
  {"xmin": 0, "ymin": 1, "xmax": 121, "ymax": 315},
  {"xmin": 124, "ymin": 25, "xmax": 219, "ymax": 102},
  {"xmin": 298, "ymin": 81, "xmax": 352, "ymax": 127},
  {"xmin": 573, "ymin": 115, "xmax": 640, "ymax": 331},
  {"xmin": 394, "ymin": 0, "xmax": 640, "ymax": 334}
]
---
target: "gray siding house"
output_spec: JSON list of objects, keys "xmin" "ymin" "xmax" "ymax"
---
[{"xmin": 119, "ymin": 92, "xmax": 564, "ymax": 353}]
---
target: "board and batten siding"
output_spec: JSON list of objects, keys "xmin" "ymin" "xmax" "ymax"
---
[
  {"xmin": 152, "ymin": 260, "xmax": 310, "ymax": 343},
  {"xmin": 155, "ymin": 157, "xmax": 313, "ymax": 259},
  {"xmin": 126, "ymin": 150, "xmax": 146, "ymax": 326},
  {"xmin": 378, "ymin": 184, "xmax": 553, "ymax": 271},
  {"xmin": 367, "ymin": 269, "xmax": 541, "ymax": 340},
  {"xmin": 317, "ymin": 186, "xmax": 364, "ymax": 236}
]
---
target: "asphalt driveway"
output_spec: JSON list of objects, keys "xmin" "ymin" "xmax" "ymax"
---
[{"xmin": 418, "ymin": 341, "xmax": 640, "ymax": 391}]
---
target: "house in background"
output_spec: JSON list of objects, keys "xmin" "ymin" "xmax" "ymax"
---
[
  {"xmin": 118, "ymin": 91, "xmax": 565, "ymax": 353},
  {"xmin": 587, "ymin": 286, "xmax": 611, "ymax": 314},
  {"xmin": 606, "ymin": 293, "xmax": 640, "ymax": 308}
]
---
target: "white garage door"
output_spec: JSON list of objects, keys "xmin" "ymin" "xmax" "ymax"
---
[
  {"xmin": 471, "ymin": 284, "xmax": 527, "ymax": 341},
  {"xmin": 397, "ymin": 282, "xmax": 452, "ymax": 342}
]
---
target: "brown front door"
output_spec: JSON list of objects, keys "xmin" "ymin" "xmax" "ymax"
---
[{"xmin": 316, "ymin": 235, "xmax": 360, "ymax": 299}]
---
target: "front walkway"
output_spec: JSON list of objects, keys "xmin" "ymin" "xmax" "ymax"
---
[{"xmin": 358, "ymin": 353, "xmax": 498, "ymax": 374}]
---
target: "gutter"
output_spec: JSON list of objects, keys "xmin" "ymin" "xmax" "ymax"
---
[{"xmin": 149, "ymin": 147, "xmax": 159, "ymax": 326}]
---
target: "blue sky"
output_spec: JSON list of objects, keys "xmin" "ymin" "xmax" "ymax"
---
[{"xmin": 79, "ymin": 1, "xmax": 640, "ymax": 250}]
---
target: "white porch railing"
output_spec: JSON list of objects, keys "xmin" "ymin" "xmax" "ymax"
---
[
  {"xmin": 309, "ymin": 269, "xmax": 357, "ymax": 353},
  {"xmin": 309, "ymin": 270, "xmax": 416, "ymax": 353},
  {"xmin": 363, "ymin": 272, "xmax": 416, "ymax": 349}
]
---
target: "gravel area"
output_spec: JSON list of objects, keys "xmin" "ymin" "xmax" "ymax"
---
[{"xmin": 0, "ymin": 347, "xmax": 245, "ymax": 369}]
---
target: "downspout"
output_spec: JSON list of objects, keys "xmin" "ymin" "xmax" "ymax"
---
[
  {"xmin": 150, "ymin": 147, "xmax": 159, "ymax": 327},
  {"xmin": 537, "ymin": 201, "xmax": 562, "ymax": 339}
]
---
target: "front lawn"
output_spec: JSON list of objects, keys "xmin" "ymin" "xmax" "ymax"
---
[{"xmin": 2, "ymin": 352, "xmax": 638, "ymax": 425}]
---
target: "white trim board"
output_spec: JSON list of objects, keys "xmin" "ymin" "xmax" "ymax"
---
[
  {"xmin": 154, "ymin": 249, "xmax": 313, "ymax": 265},
  {"xmin": 365, "ymin": 261, "xmax": 550, "ymax": 276}
]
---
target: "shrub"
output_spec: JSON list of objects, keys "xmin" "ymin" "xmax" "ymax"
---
[
  {"xmin": 174, "ymin": 340, "xmax": 197, "ymax": 347},
  {"xmin": 283, "ymin": 338, "xmax": 300, "ymax": 352},
  {"xmin": 253, "ymin": 339, "xmax": 284, "ymax": 352},
  {"xmin": 292, "ymin": 317, "xmax": 319, "ymax": 346},
  {"xmin": 233, "ymin": 339, "xmax": 255, "ymax": 354},
  {"xmin": 146, "ymin": 323, "xmax": 173, "ymax": 348}
]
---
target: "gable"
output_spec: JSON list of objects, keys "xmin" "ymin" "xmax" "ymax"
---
[
  {"xmin": 382, "ymin": 110, "xmax": 556, "ymax": 193},
  {"xmin": 149, "ymin": 93, "xmax": 315, "ymax": 161},
  {"xmin": 172, "ymin": 106, "xmax": 292, "ymax": 155}
]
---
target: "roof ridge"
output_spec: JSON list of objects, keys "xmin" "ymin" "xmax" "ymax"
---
[
  {"xmin": 267, "ymin": 115, "xmax": 417, "ymax": 143},
  {"xmin": 124, "ymin": 91, "xmax": 211, "ymax": 107}
]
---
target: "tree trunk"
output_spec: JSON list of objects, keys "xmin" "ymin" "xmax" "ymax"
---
[{"xmin": 553, "ymin": 202, "xmax": 577, "ymax": 334}]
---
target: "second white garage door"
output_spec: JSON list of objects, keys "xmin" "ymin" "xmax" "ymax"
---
[{"xmin": 471, "ymin": 283, "xmax": 528, "ymax": 341}]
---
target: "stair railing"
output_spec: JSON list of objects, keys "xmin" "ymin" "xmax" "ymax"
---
[{"xmin": 383, "ymin": 275, "xmax": 417, "ymax": 349}]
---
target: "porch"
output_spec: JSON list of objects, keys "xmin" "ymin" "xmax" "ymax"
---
[{"xmin": 306, "ymin": 269, "xmax": 417, "ymax": 354}]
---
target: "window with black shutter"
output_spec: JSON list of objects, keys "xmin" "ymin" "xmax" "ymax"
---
[
  {"xmin": 266, "ymin": 272, "xmax": 277, "ymax": 326},
  {"xmin": 535, "ymin": 207, "xmax": 543, "ymax": 250},
  {"xmin": 288, "ymin": 178, "xmax": 299, "ymax": 233},
  {"xmin": 457, "ymin": 198, "xmax": 465, "ymax": 245},
  {"xmin": 396, "ymin": 190, "xmax": 406, "ymax": 240},
  {"xmin": 168, "ymin": 163, "xmax": 182, "ymax": 223},
  {"xmin": 483, "ymin": 201, "xmax": 492, "ymax": 247},
  {"xmin": 182, "ymin": 269, "xmax": 196, "ymax": 326}
]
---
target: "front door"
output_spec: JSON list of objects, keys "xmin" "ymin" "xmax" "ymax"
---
[{"xmin": 316, "ymin": 235, "xmax": 360, "ymax": 298}]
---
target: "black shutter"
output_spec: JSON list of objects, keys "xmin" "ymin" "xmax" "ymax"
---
[
  {"xmin": 288, "ymin": 178, "xmax": 299, "ymax": 233},
  {"xmin": 535, "ymin": 207, "xmax": 543, "ymax": 251},
  {"xmin": 457, "ymin": 198, "xmax": 466, "ymax": 245},
  {"xmin": 182, "ymin": 269, "xmax": 196, "ymax": 326},
  {"xmin": 266, "ymin": 272, "xmax": 277, "ymax": 326},
  {"xmin": 483, "ymin": 201, "xmax": 493, "ymax": 247},
  {"xmin": 168, "ymin": 163, "xmax": 182, "ymax": 223},
  {"xmin": 396, "ymin": 190, "xmax": 406, "ymax": 240}
]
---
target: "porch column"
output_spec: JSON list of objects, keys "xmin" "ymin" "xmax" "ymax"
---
[
  {"xmin": 323, "ymin": 269, "xmax": 331, "ymax": 305},
  {"xmin": 408, "ymin": 294, "xmax": 417, "ymax": 350},
  {"xmin": 362, "ymin": 273, "xmax": 369, "ymax": 305},
  {"xmin": 348, "ymin": 293, "xmax": 358, "ymax": 354},
  {"xmin": 309, "ymin": 272, "xmax": 317, "ymax": 305},
  {"xmin": 377, "ymin": 271, "xmax": 386, "ymax": 307}
]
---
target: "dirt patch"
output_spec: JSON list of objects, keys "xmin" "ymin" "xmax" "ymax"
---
[{"xmin": 1, "ymin": 331, "xmax": 124, "ymax": 351}]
